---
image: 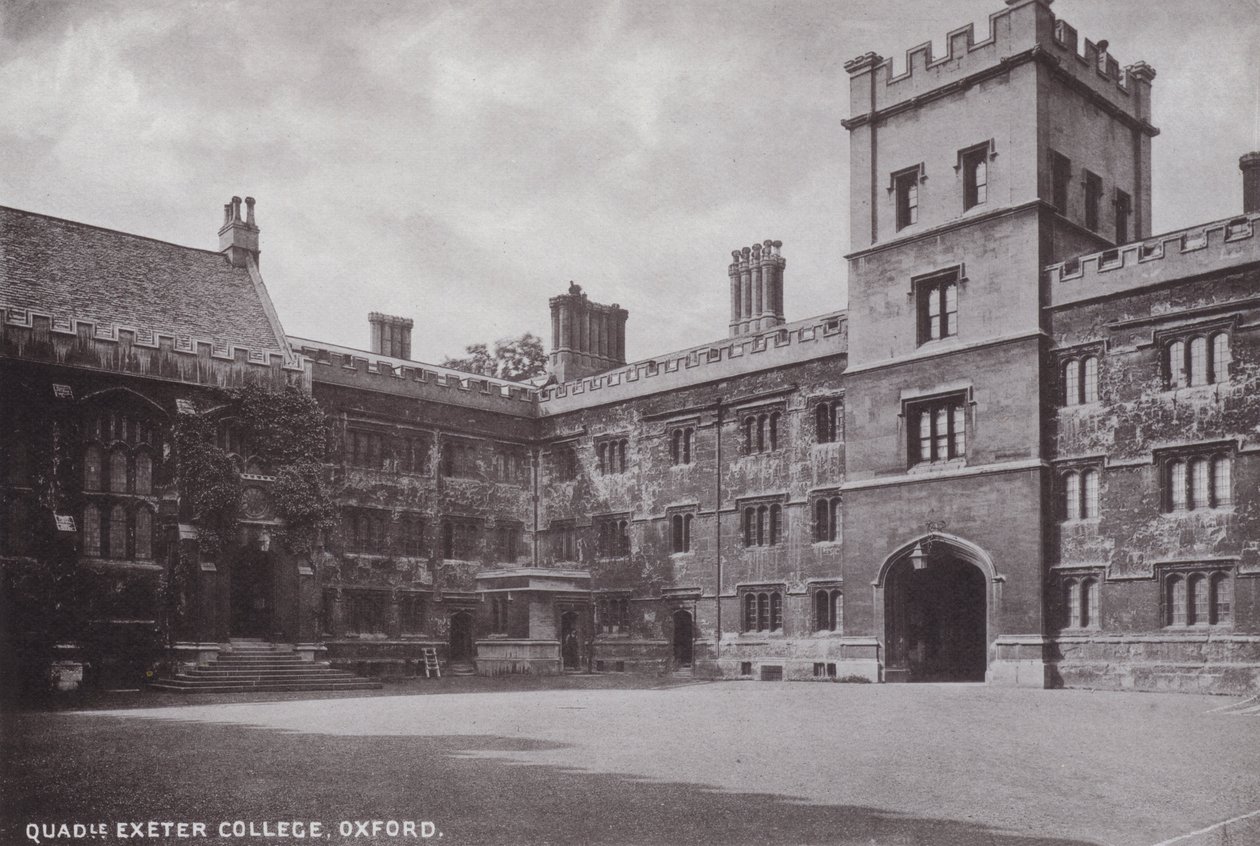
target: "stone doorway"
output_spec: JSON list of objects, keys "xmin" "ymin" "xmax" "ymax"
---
[
  {"xmin": 560, "ymin": 610, "xmax": 581, "ymax": 671},
  {"xmin": 672, "ymin": 609, "xmax": 694, "ymax": 668},
  {"xmin": 449, "ymin": 610, "xmax": 474, "ymax": 663},
  {"xmin": 230, "ymin": 550, "xmax": 273, "ymax": 639},
  {"xmin": 885, "ymin": 547, "xmax": 987, "ymax": 682}
]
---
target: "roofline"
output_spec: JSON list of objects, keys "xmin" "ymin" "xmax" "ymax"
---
[
  {"xmin": 286, "ymin": 335, "xmax": 535, "ymax": 389},
  {"xmin": 0, "ymin": 204, "xmax": 224, "ymax": 257}
]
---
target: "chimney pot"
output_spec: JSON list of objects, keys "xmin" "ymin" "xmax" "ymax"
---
[
  {"xmin": 1241, "ymin": 153, "xmax": 1260, "ymax": 214},
  {"xmin": 245, "ymin": 196, "xmax": 256, "ymax": 226}
]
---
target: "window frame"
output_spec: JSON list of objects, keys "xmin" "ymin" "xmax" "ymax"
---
[
  {"xmin": 740, "ymin": 586, "xmax": 785, "ymax": 633},
  {"xmin": 1050, "ymin": 150, "xmax": 1072, "ymax": 214},
  {"xmin": 1161, "ymin": 448, "xmax": 1234, "ymax": 513},
  {"xmin": 905, "ymin": 392, "xmax": 969, "ymax": 467},
  {"xmin": 1161, "ymin": 326, "xmax": 1232, "ymax": 390},
  {"xmin": 915, "ymin": 270, "xmax": 960, "ymax": 345},
  {"xmin": 958, "ymin": 142, "xmax": 992, "ymax": 211},
  {"xmin": 890, "ymin": 164, "xmax": 923, "ymax": 231},
  {"xmin": 1083, "ymin": 170, "xmax": 1103, "ymax": 232},
  {"xmin": 1163, "ymin": 566, "xmax": 1233, "ymax": 627}
]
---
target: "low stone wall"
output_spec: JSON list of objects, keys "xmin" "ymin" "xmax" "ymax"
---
[
  {"xmin": 476, "ymin": 639, "xmax": 560, "ymax": 675},
  {"xmin": 712, "ymin": 635, "xmax": 880, "ymax": 682},
  {"xmin": 591, "ymin": 638, "xmax": 670, "ymax": 675},
  {"xmin": 1048, "ymin": 633, "xmax": 1260, "ymax": 695},
  {"xmin": 324, "ymin": 638, "xmax": 443, "ymax": 678}
]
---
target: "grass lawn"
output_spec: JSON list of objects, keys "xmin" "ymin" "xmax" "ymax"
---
[{"xmin": 4, "ymin": 681, "xmax": 1258, "ymax": 845}]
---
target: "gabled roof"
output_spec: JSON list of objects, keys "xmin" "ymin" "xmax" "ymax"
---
[{"xmin": 0, "ymin": 205, "xmax": 286, "ymax": 352}]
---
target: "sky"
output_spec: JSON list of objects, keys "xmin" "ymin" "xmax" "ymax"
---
[{"xmin": 1, "ymin": 0, "xmax": 1257, "ymax": 365}]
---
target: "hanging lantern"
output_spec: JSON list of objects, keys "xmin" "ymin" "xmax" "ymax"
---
[{"xmin": 909, "ymin": 542, "xmax": 927, "ymax": 570}]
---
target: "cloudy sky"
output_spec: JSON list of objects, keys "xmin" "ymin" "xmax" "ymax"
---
[{"xmin": 2, "ymin": 0, "xmax": 1257, "ymax": 364}]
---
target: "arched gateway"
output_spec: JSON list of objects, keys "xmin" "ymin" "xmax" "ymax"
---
[{"xmin": 878, "ymin": 534, "xmax": 994, "ymax": 683}]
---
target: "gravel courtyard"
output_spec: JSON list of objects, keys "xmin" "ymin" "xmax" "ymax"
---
[{"xmin": 4, "ymin": 682, "xmax": 1258, "ymax": 845}]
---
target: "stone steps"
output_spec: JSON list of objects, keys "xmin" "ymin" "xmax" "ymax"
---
[{"xmin": 150, "ymin": 642, "xmax": 382, "ymax": 694}]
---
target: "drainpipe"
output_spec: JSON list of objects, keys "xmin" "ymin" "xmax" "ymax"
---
[
  {"xmin": 531, "ymin": 448, "xmax": 540, "ymax": 567},
  {"xmin": 714, "ymin": 400, "xmax": 723, "ymax": 659}
]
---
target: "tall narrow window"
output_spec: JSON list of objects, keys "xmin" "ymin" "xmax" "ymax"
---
[
  {"xmin": 769, "ymin": 592, "xmax": 783, "ymax": 632},
  {"xmin": 134, "ymin": 508, "xmax": 153, "ymax": 559},
  {"xmin": 1081, "ymin": 356, "xmax": 1099, "ymax": 403},
  {"xmin": 1166, "ymin": 341, "xmax": 1186, "ymax": 388},
  {"xmin": 109, "ymin": 449, "xmax": 128, "ymax": 493},
  {"xmin": 1188, "ymin": 337, "xmax": 1208, "ymax": 386},
  {"xmin": 1115, "ymin": 190, "xmax": 1131, "ymax": 243},
  {"xmin": 1210, "ymin": 333, "xmax": 1230, "ymax": 383},
  {"xmin": 1080, "ymin": 578, "xmax": 1098, "ymax": 628},
  {"xmin": 1210, "ymin": 573, "xmax": 1231, "ymax": 624},
  {"xmin": 83, "ymin": 445, "xmax": 102, "ymax": 491},
  {"xmin": 109, "ymin": 504, "xmax": 128, "ymax": 559},
  {"xmin": 1065, "ymin": 578, "xmax": 1081, "ymax": 628},
  {"xmin": 1190, "ymin": 458, "xmax": 1210, "ymax": 509},
  {"xmin": 134, "ymin": 452, "xmax": 153, "ymax": 495},
  {"xmin": 1169, "ymin": 461, "xmax": 1187, "ymax": 511},
  {"xmin": 670, "ymin": 430, "xmax": 682, "ymax": 465},
  {"xmin": 1082, "ymin": 469, "xmax": 1099, "ymax": 519},
  {"xmin": 894, "ymin": 168, "xmax": 919, "ymax": 230},
  {"xmin": 1051, "ymin": 151, "xmax": 1071, "ymax": 214},
  {"xmin": 1063, "ymin": 471, "xmax": 1081, "ymax": 521},
  {"xmin": 1212, "ymin": 456, "xmax": 1232, "ymax": 507},
  {"xmin": 82, "ymin": 504, "xmax": 101, "ymax": 557},
  {"xmin": 962, "ymin": 146, "xmax": 988, "ymax": 210},
  {"xmin": 917, "ymin": 275, "xmax": 959, "ymax": 344},
  {"xmin": 1063, "ymin": 360, "xmax": 1080, "ymax": 406},
  {"xmin": 743, "ymin": 508, "xmax": 755, "ymax": 547},
  {"xmin": 1188, "ymin": 574, "xmax": 1209, "ymax": 626},
  {"xmin": 1167, "ymin": 575, "xmax": 1186, "ymax": 626},
  {"xmin": 743, "ymin": 593, "xmax": 756, "ymax": 632},
  {"xmin": 769, "ymin": 504, "xmax": 781, "ymax": 546},
  {"xmin": 1084, "ymin": 171, "xmax": 1102, "ymax": 232},
  {"xmin": 814, "ymin": 499, "xmax": 830, "ymax": 542},
  {"xmin": 769, "ymin": 413, "xmax": 780, "ymax": 451}
]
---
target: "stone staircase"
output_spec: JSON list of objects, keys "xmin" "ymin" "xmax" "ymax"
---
[
  {"xmin": 447, "ymin": 660, "xmax": 477, "ymax": 677},
  {"xmin": 150, "ymin": 639, "xmax": 382, "ymax": 694}
]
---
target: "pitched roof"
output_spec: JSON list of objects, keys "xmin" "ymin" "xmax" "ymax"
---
[{"xmin": 0, "ymin": 205, "xmax": 285, "ymax": 351}]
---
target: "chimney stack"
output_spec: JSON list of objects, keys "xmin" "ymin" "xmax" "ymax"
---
[
  {"xmin": 728, "ymin": 239, "xmax": 785, "ymax": 337},
  {"xmin": 547, "ymin": 282, "xmax": 628, "ymax": 382},
  {"xmin": 218, "ymin": 195, "xmax": 261, "ymax": 268},
  {"xmin": 1241, "ymin": 153, "xmax": 1260, "ymax": 214},
  {"xmin": 368, "ymin": 312, "xmax": 414, "ymax": 360}
]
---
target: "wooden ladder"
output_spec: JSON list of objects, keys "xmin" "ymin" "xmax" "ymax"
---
[{"xmin": 422, "ymin": 647, "xmax": 441, "ymax": 678}]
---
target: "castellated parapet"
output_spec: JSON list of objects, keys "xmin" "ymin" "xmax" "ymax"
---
[
  {"xmin": 842, "ymin": 0, "xmax": 1155, "ymax": 133},
  {"xmin": 547, "ymin": 282, "xmax": 628, "ymax": 383},
  {"xmin": 728, "ymin": 240, "xmax": 786, "ymax": 337}
]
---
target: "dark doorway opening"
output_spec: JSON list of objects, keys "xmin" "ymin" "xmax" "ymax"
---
[
  {"xmin": 672, "ymin": 609, "xmax": 694, "ymax": 668},
  {"xmin": 560, "ymin": 611, "xmax": 581, "ymax": 671},
  {"xmin": 449, "ymin": 610, "xmax": 474, "ymax": 663},
  {"xmin": 885, "ymin": 552, "xmax": 987, "ymax": 682},
  {"xmin": 230, "ymin": 551, "xmax": 273, "ymax": 639}
]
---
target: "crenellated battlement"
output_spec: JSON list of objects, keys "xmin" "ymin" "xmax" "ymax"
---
[
  {"xmin": 290, "ymin": 337, "xmax": 539, "ymax": 416},
  {"xmin": 538, "ymin": 311, "xmax": 847, "ymax": 415},
  {"xmin": 1045, "ymin": 214, "xmax": 1260, "ymax": 308},
  {"xmin": 843, "ymin": 0, "xmax": 1153, "ymax": 130}
]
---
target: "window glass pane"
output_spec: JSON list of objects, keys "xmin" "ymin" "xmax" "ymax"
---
[
  {"xmin": 135, "ymin": 508, "xmax": 152, "ymax": 559},
  {"xmin": 1083, "ymin": 470, "xmax": 1099, "ymax": 519},
  {"xmin": 1189, "ymin": 337, "xmax": 1208, "ymax": 386},
  {"xmin": 83, "ymin": 505, "xmax": 101, "ymax": 557},
  {"xmin": 110, "ymin": 450, "xmax": 128, "ymax": 492},
  {"xmin": 770, "ymin": 592, "xmax": 783, "ymax": 631},
  {"xmin": 934, "ymin": 407, "xmax": 948, "ymax": 460},
  {"xmin": 1213, "ymin": 456, "xmax": 1232, "ymax": 507},
  {"xmin": 1170, "ymin": 461, "xmax": 1187, "ymax": 510},
  {"xmin": 917, "ymin": 410, "xmax": 931, "ymax": 463},
  {"xmin": 109, "ymin": 504, "xmax": 127, "ymax": 558},
  {"xmin": 135, "ymin": 452, "xmax": 152, "ymax": 495},
  {"xmin": 951, "ymin": 403, "xmax": 966, "ymax": 457},
  {"xmin": 1211, "ymin": 333, "xmax": 1230, "ymax": 383},
  {"xmin": 1064, "ymin": 360, "xmax": 1080, "ymax": 406},
  {"xmin": 1082, "ymin": 579, "xmax": 1098, "ymax": 628},
  {"xmin": 1064, "ymin": 472, "xmax": 1081, "ymax": 521},
  {"xmin": 943, "ymin": 283, "xmax": 958, "ymax": 338},
  {"xmin": 1167, "ymin": 341, "xmax": 1185, "ymax": 388},
  {"xmin": 1169, "ymin": 577, "xmax": 1186, "ymax": 626},
  {"xmin": 1082, "ymin": 357, "xmax": 1098, "ymax": 403},
  {"xmin": 1067, "ymin": 579, "xmax": 1080, "ymax": 628},
  {"xmin": 1189, "ymin": 575, "xmax": 1208, "ymax": 625},
  {"xmin": 1191, "ymin": 458, "xmax": 1209, "ymax": 509},
  {"xmin": 1211, "ymin": 574, "xmax": 1231, "ymax": 624},
  {"xmin": 83, "ymin": 445, "xmax": 102, "ymax": 491}
]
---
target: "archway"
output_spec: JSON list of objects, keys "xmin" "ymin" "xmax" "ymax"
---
[
  {"xmin": 230, "ymin": 550, "xmax": 273, "ymax": 639},
  {"xmin": 882, "ymin": 536, "xmax": 989, "ymax": 682},
  {"xmin": 449, "ymin": 611, "xmax": 474, "ymax": 663},
  {"xmin": 560, "ymin": 611, "xmax": 581, "ymax": 671},
  {"xmin": 672, "ymin": 609, "xmax": 694, "ymax": 668}
]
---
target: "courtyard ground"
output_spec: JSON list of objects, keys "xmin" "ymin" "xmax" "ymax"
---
[{"xmin": 3, "ymin": 681, "xmax": 1258, "ymax": 846}]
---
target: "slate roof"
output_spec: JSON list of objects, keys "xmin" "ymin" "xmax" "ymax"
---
[{"xmin": 0, "ymin": 205, "xmax": 285, "ymax": 351}]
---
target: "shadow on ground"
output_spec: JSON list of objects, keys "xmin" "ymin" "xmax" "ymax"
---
[{"xmin": 4, "ymin": 713, "xmax": 1100, "ymax": 846}]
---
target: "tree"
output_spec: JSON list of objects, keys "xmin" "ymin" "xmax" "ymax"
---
[{"xmin": 443, "ymin": 332, "xmax": 547, "ymax": 382}]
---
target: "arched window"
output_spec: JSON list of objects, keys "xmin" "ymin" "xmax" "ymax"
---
[
  {"xmin": 1063, "ymin": 359, "xmax": 1080, "ymax": 406},
  {"xmin": 1080, "ymin": 578, "xmax": 1098, "ymax": 628},
  {"xmin": 596, "ymin": 443, "xmax": 607, "ymax": 475},
  {"xmin": 814, "ymin": 499, "xmax": 829, "ymax": 542},
  {"xmin": 134, "ymin": 507, "xmax": 153, "ymax": 559},
  {"xmin": 1167, "ymin": 341, "xmax": 1186, "ymax": 388},
  {"xmin": 683, "ymin": 513, "xmax": 692, "ymax": 552},
  {"xmin": 756, "ymin": 592, "xmax": 769, "ymax": 631},
  {"xmin": 109, "ymin": 449, "xmax": 128, "ymax": 493},
  {"xmin": 1082, "ymin": 469, "xmax": 1099, "ymax": 519},
  {"xmin": 682, "ymin": 429, "xmax": 692, "ymax": 464},
  {"xmin": 743, "ymin": 593, "xmax": 757, "ymax": 631},
  {"xmin": 769, "ymin": 592, "xmax": 783, "ymax": 631},
  {"xmin": 109, "ymin": 503, "xmax": 128, "ymax": 559},
  {"xmin": 1065, "ymin": 578, "xmax": 1081, "ymax": 628},
  {"xmin": 1169, "ymin": 461, "xmax": 1187, "ymax": 511},
  {"xmin": 743, "ymin": 508, "xmax": 755, "ymax": 547},
  {"xmin": 1212, "ymin": 456, "xmax": 1232, "ymax": 507},
  {"xmin": 814, "ymin": 589, "xmax": 840, "ymax": 632},
  {"xmin": 670, "ymin": 430, "xmax": 682, "ymax": 465},
  {"xmin": 1188, "ymin": 336, "xmax": 1208, "ymax": 386},
  {"xmin": 1210, "ymin": 333, "xmax": 1230, "ymax": 383},
  {"xmin": 1210, "ymin": 573, "xmax": 1231, "ymax": 625},
  {"xmin": 1081, "ymin": 356, "xmax": 1099, "ymax": 403},
  {"xmin": 756, "ymin": 505, "xmax": 767, "ymax": 546},
  {"xmin": 756, "ymin": 415, "xmax": 767, "ymax": 452},
  {"xmin": 1166, "ymin": 575, "xmax": 1186, "ymax": 626},
  {"xmin": 743, "ymin": 418, "xmax": 754, "ymax": 453},
  {"xmin": 618, "ymin": 440, "xmax": 627, "ymax": 473},
  {"xmin": 769, "ymin": 412, "xmax": 780, "ymax": 451},
  {"xmin": 83, "ymin": 445, "xmax": 103, "ymax": 491},
  {"xmin": 134, "ymin": 452, "xmax": 153, "ymax": 495},
  {"xmin": 82, "ymin": 504, "xmax": 101, "ymax": 557},
  {"xmin": 816, "ymin": 403, "xmax": 832, "ymax": 442},
  {"xmin": 1190, "ymin": 458, "xmax": 1210, "ymax": 509},
  {"xmin": 671, "ymin": 514, "xmax": 684, "ymax": 553},
  {"xmin": 1063, "ymin": 472, "xmax": 1080, "ymax": 521},
  {"xmin": 769, "ymin": 504, "xmax": 782, "ymax": 546},
  {"xmin": 1188, "ymin": 573, "xmax": 1208, "ymax": 626}
]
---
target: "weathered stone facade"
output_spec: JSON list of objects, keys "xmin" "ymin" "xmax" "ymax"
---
[{"xmin": 2, "ymin": 0, "xmax": 1258, "ymax": 696}]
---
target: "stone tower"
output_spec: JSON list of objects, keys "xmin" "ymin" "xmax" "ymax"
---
[
  {"xmin": 547, "ymin": 282, "xmax": 629, "ymax": 382},
  {"xmin": 727, "ymin": 240, "xmax": 786, "ymax": 337}
]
